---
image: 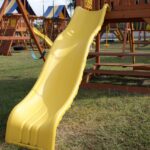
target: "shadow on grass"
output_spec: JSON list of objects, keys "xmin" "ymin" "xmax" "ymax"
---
[
  {"xmin": 0, "ymin": 78, "xmax": 36, "ymax": 142},
  {"xmin": 0, "ymin": 76, "xmax": 135, "ymax": 141}
]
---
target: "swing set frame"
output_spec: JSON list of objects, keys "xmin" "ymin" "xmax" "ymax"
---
[{"xmin": 0, "ymin": 0, "xmax": 45, "ymax": 61}]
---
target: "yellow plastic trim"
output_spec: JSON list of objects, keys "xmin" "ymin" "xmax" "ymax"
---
[{"xmin": 33, "ymin": 27, "xmax": 53, "ymax": 47}]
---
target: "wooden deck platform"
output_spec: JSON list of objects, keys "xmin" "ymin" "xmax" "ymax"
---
[
  {"xmin": 88, "ymin": 52, "xmax": 150, "ymax": 58},
  {"xmin": 95, "ymin": 63, "xmax": 150, "ymax": 68}
]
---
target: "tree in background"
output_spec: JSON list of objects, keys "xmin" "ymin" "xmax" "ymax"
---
[
  {"xmin": 68, "ymin": 0, "xmax": 76, "ymax": 9},
  {"xmin": 67, "ymin": 0, "xmax": 75, "ymax": 16}
]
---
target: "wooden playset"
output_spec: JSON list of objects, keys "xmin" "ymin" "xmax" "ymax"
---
[
  {"xmin": 76, "ymin": 0, "xmax": 150, "ymax": 93},
  {"xmin": 43, "ymin": 5, "xmax": 70, "ymax": 41},
  {"xmin": 0, "ymin": 0, "xmax": 45, "ymax": 58},
  {"xmin": 0, "ymin": 0, "xmax": 38, "ymax": 55},
  {"xmin": 0, "ymin": 1, "xmax": 70, "ymax": 56}
]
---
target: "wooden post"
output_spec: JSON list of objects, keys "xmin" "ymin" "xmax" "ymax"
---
[
  {"xmin": 24, "ymin": 0, "xmax": 26, "ymax": 8},
  {"xmin": 16, "ymin": 0, "xmax": 45, "ymax": 61},
  {"xmin": 122, "ymin": 23, "xmax": 130, "ymax": 53},
  {"xmin": 130, "ymin": 22, "xmax": 135, "ymax": 64},
  {"xmin": 94, "ymin": 0, "xmax": 101, "ymax": 68},
  {"xmin": 76, "ymin": 0, "xmax": 83, "ymax": 6}
]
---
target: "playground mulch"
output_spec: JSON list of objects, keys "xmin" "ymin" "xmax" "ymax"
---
[{"xmin": 0, "ymin": 45, "xmax": 150, "ymax": 150}]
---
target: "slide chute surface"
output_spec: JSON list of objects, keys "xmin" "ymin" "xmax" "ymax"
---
[{"xmin": 6, "ymin": 5, "xmax": 108, "ymax": 150}]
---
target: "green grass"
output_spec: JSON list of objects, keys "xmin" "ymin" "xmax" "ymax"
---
[{"xmin": 0, "ymin": 48, "xmax": 150, "ymax": 150}]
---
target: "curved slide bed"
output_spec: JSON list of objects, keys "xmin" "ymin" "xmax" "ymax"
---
[{"xmin": 6, "ymin": 5, "xmax": 108, "ymax": 150}]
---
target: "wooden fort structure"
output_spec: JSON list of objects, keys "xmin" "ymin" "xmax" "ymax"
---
[
  {"xmin": 0, "ymin": 0, "xmax": 37, "ymax": 55},
  {"xmin": 0, "ymin": 0, "xmax": 45, "ymax": 59},
  {"xmin": 76, "ymin": 0, "xmax": 150, "ymax": 93},
  {"xmin": 43, "ymin": 5, "xmax": 70, "ymax": 41},
  {"xmin": 0, "ymin": 0, "xmax": 70, "ymax": 56}
]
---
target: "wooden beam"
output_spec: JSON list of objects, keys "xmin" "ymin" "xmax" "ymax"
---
[
  {"xmin": 106, "ymin": 9, "xmax": 150, "ymax": 20},
  {"xmin": 88, "ymin": 52, "xmax": 150, "ymax": 57},
  {"xmin": 76, "ymin": 0, "xmax": 82, "ymax": 6},
  {"xmin": 3, "ymin": 14, "xmax": 44, "ymax": 20},
  {"xmin": 85, "ymin": 69, "xmax": 150, "ymax": 78},
  {"xmin": 0, "ymin": 0, "xmax": 9, "ymax": 22},
  {"xmin": 134, "ymin": 66, "xmax": 150, "ymax": 71},
  {"xmin": 113, "ymin": 4, "xmax": 150, "ymax": 11},
  {"xmin": 95, "ymin": 63, "xmax": 150, "ymax": 68},
  {"xmin": 16, "ymin": 0, "xmax": 45, "ymax": 61},
  {"xmin": 94, "ymin": 0, "xmax": 101, "ymax": 67},
  {"xmin": 0, "ymin": 36, "xmax": 30, "ymax": 40},
  {"xmin": 16, "ymin": 28, "xmax": 28, "ymax": 32},
  {"xmin": 81, "ymin": 82, "xmax": 150, "ymax": 94},
  {"xmin": 133, "ymin": 41, "xmax": 150, "ymax": 44}
]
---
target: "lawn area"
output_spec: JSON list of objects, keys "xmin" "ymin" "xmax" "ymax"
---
[{"xmin": 0, "ymin": 48, "xmax": 150, "ymax": 150}]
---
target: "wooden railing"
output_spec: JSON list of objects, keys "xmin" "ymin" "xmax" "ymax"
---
[
  {"xmin": 76, "ymin": 0, "xmax": 150, "ymax": 10},
  {"xmin": 99, "ymin": 0, "xmax": 150, "ymax": 10}
]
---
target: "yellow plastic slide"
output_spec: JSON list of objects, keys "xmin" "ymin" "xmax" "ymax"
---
[
  {"xmin": 33, "ymin": 27, "xmax": 53, "ymax": 47},
  {"xmin": 6, "ymin": 5, "xmax": 108, "ymax": 150}
]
